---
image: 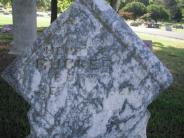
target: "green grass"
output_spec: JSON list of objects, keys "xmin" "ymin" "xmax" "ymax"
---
[
  {"xmin": 0, "ymin": 15, "xmax": 12, "ymax": 25},
  {"xmin": 37, "ymin": 17, "xmax": 50, "ymax": 27},
  {"xmin": 0, "ymin": 47, "xmax": 30, "ymax": 138},
  {"xmin": 0, "ymin": 32, "xmax": 13, "ymax": 42},
  {"xmin": 138, "ymin": 33, "xmax": 184, "ymax": 138},
  {"xmin": 0, "ymin": 14, "xmax": 50, "ymax": 27},
  {"xmin": 0, "ymin": 24, "xmax": 184, "ymax": 137},
  {"xmin": 0, "ymin": 14, "xmax": 49, "ymax": 42}
]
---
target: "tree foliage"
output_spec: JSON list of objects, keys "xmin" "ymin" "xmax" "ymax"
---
[
  {"xmin": 150, "ymin": 0, "xmax": 183, "ymax": 21},
  {"xmin": 172, "ymin": 8, "xmax": 182, "ymax": 22},
  {"xmin": 128, "ymin": 0, "xmax": 149, "ymax": 6},
  {"xmin": 37, "ymin": 0, "xmax": 50, "ymax": 10},
  {"xmin": 0, "ymin": 0, "xmax": 51, "ymax": 9},
  {"xmin": 58, "ymin": 0, "xmax": 73, "ymax": 12},
  {"xmin": 123, "ymin": 2, "xmax": 147, "ymax": 20},
  {"xmin": 0, "ymin": 0, "xmax": 12, "ymax": 7},
  {"xmin": 147, "ymin": 4, "xmax": 169, "ymax": 22},
  {"xmin": 0, "ymin": 0, "xmax": 183, "ymax": 22}
]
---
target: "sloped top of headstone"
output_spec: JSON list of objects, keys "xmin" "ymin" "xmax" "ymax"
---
[{"xmin": 2, "ymin": 0, "xmax": 172, "ymax": 137}]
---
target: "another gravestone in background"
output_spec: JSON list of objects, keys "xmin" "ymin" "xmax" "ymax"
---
[
  {"xmin": 143, "ymin": 40, "xmax": 152, "ymax": 50},
  {"xmin": 2, "ymin": 0, "xmax": 173, "ymax": 137},
  {"xmin": 165, "ymin": 25, "xmax": 172, "ymax": 31}
]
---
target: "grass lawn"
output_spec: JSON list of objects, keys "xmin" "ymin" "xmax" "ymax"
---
[
  {"xmin": 0, "ymin": 14, "xmax": 49, "ymax": 42},
  {"xmin": 160, "ymin": 21, "xmax": 184, "ymax": 33},
  {"xmin": 0, "ymin": 14, "xmax": 50, "ymax": 27},
  {"xmin": 127, "ymin": 20, "xmax": 184, "ymax": 33},
  {"xmin": 0, "ymin": 21, "xmax": 184, "ymax": 137},
  {"xmin": 160, "ymin": 26, "xmax": 184, "ymax": 33},
  {"xmin": 138, "ymin": 33, "xmax": 184, "ymax": 138},
  {"xmin": 0, "ymin": 15, "xmax": 12, "ymax": 25}
]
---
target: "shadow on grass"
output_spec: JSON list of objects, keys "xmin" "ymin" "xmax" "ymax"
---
[
  {"xmin": 147, "ymin": 42, "xmax": 184, "ymax": 138},
  {"xmin": 0, "ymin": 78, "xmax": 30, "ymax": 138},
  {"xmin": 0, "ymin": 26, "xmax": 45, "ymax": 138},
  {"xmin": 0, "ymin": 25, "xmax": 13, "ymax": 42},
  {"xmin": 0, "ymin": 27, "xmax": 45, "ymax": 138},
  {"xmin": 0, "ymin": 48, "xmax": 30, "ymax": 138},
  {"xmin": 0, "ymin": 26, "xmax": 45, "ymax": 43},
  {"xmin": 37, "ymin": 27, "xmax": 46, "ymax": 33},
  {"xmin": 153, "ymin": 42, "xmax": 184, "ymax": 87},
  {"xmin": 0, "ymin": 26, "xmax": 46, "ymax": 138}
]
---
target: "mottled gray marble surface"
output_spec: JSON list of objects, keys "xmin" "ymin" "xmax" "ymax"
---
[{"xmin": 2, "ymin": 0, "xmax": 173, "ymax": 137}]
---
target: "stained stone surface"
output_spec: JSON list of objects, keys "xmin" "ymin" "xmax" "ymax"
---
[{"xmin": 2, "ymin": 0, "xmax": 173, "ymax": 137}]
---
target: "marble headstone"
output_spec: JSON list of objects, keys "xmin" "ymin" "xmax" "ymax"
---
[{"xmin": 2, "ymin": 0, "xmax": 173, "ymax": 137}]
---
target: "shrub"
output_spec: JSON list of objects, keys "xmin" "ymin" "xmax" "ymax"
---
[
  {"xmin": 147, "ymin": 4, "xmax": 169, "ymax": 22},
  {"xmin": 130, "ymin": 21, "xmax": 140, "ymax": 26},
  {"xmin": 140, "ymin": 13, "xmax": 151, "ymax": 21},
  {"xmin": 123, "ymin": 2, "xmax": 147, "ymax": 20},
  {"xmin": 172, "ymin": 8, "xmax": 183, "ymax": 22},
  {"xmin": 58, "ymin": 0, "xmax": 73, "ymax": 12},
  {"xmin": 132, "ymin": 0, "xmax": 149, "ymax": 6},
  {"xmin": 172, "ymin": 24, "xmax": 184, "ymax": 29},
  {"xmin": 118, "ymin": 11, "xmax": 134, "ymax": 20},
  {"xmin": 130, "ymin": 20, "xmax": 143, "ymax": 26}
]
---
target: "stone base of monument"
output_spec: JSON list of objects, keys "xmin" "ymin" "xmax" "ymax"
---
[{"xmin": 2, "ymin": 0, "xmax": 172, "ymax": 138}]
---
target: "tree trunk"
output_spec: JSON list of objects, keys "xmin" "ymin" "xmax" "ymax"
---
[
  {"xmin": 51, "ymin": 0, "xmax": 58, "ymax": 23},
  {"xmin": 110, "ymin": 0, "xmax": 121, "ymax": 12},
  {"xmin": 10, "ymin": 0, "xmax": 37, "ymax": 55}
]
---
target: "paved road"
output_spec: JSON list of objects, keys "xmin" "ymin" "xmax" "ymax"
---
[{"xmin": 131, "ymin": 26, "xmax": 184, "ymax": 40}]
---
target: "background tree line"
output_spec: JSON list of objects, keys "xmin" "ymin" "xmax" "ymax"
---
[
  {"xmin": 119, "ymin": 0, "xmax": 183, "ymax": 22},
  {"xmin": 0, "ymin": 0, "xmax": 183, "ymax": 22}
]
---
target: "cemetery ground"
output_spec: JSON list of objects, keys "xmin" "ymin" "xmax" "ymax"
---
[
  {"xmin": 0, "ymin": 28, "xmax": 184, "ymax": 137},
  {"xmin": 0, "ymin": 14, "xmax": 50, "ymax": 28}
]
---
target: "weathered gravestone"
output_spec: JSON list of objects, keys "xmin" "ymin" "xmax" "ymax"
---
[{"xmin": 2, "ymin": 0, "xmax": 173, "ymax": 137}]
